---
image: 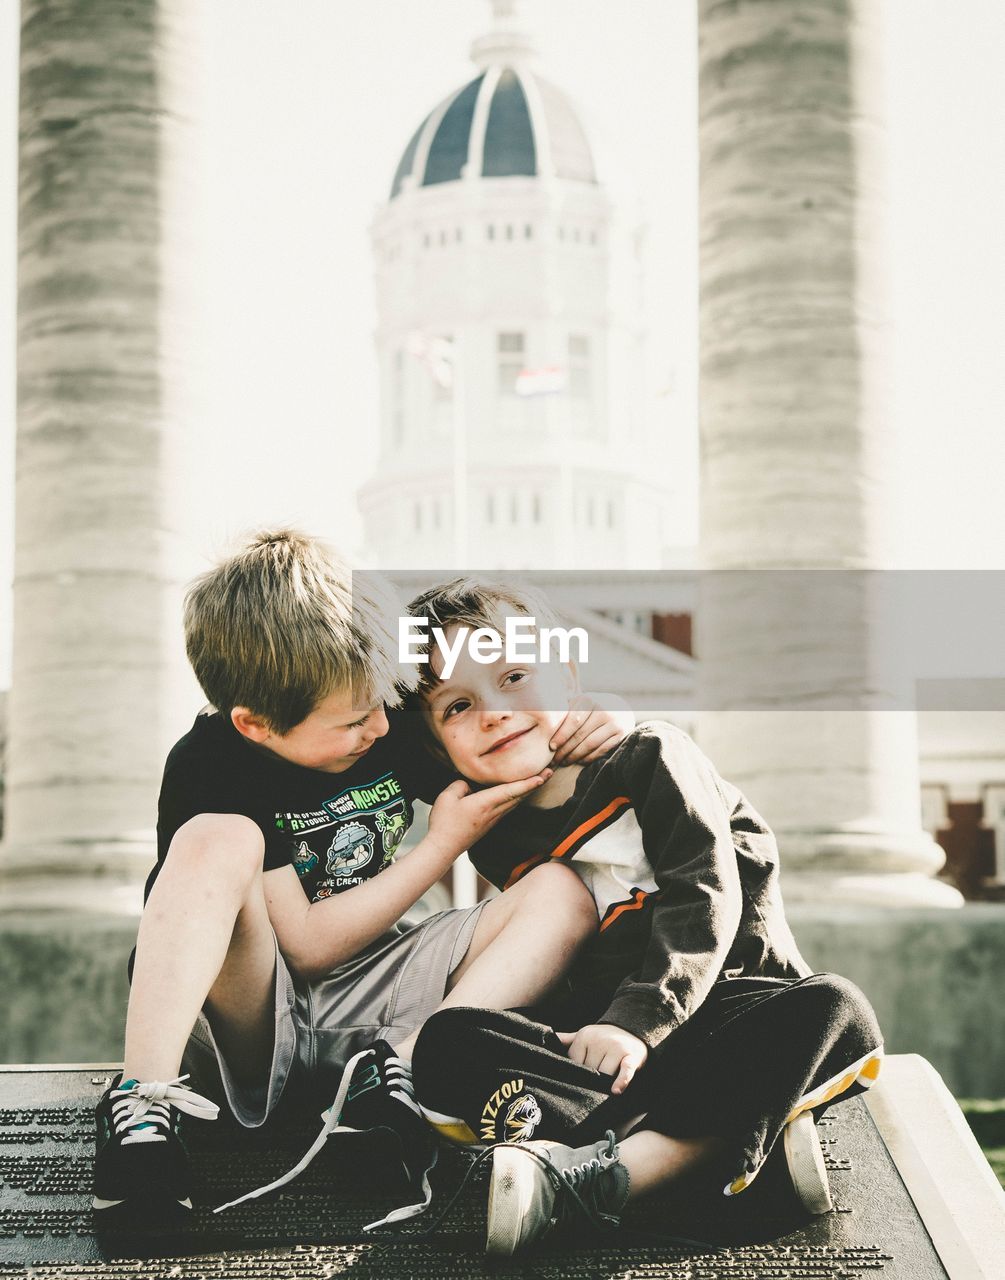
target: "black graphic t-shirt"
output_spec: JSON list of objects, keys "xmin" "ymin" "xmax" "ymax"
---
[{"xmin": 147, "ymin": 707, "xmax": 452, "ymax": 907}]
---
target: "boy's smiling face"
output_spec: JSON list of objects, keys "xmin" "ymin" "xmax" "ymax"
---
[
  {"xmin": 233, "ymin": 689, "xmax": 390, "ymax": 773},
  {"xmin": 423, "ymin": 622, "xmax": 578, "ymax": 785}
]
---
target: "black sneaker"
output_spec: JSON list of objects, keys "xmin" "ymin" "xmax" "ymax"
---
[
  {"xmin": 215, "ymin": 1040, "xmax": 438, "ymax": 1230},
  {"xmin": 92, "ymin": 1073, "xmax": 220, "ymax": 1218},
  {"xmin": 486, "ymin": 1130, "xmax": 630, "ymax": 1255}
]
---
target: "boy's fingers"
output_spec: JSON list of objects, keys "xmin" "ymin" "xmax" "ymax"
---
[
  {"xmin": 444, "ymin": 778, "xmax": 471, "ymax": 799},
  {"xmin": 489, "ymin": 771, "xmax": 552, "ymax": 807},
  {"xmin": 612, "ymin": 1055, "xmax": 637, "ymax": 1094},
  {"xmin": 561, "ymin": 724, "xmax": 619, "ymax": 764},
  {"xmin": 549, "ymin": 708, "xmax": 588, "ymax": 755},
  {"xmin": 566, "ymin": 1037, "xmax": 588, "ymax": 1066},
  {"xmin": 555, "ymin": 1031, "xmax": 576, "ymax": 1046}
]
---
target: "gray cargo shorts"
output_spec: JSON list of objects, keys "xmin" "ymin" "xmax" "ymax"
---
[{"xmin": 182, "ymin": 901, "xmax": 485, "ymax": 1127}]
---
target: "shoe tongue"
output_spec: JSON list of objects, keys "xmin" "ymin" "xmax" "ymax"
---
[{"xmin": 370, "ymin": 1040, "xmax": 398, "ymax": 1066}]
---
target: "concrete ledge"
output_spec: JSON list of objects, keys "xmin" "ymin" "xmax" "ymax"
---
[{"xmin": 866, "ymin": 1054, "xmax": 1005, "ymax": 1279}]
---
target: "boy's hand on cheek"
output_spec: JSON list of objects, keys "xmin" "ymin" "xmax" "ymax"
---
[
  {"xmin": 427, "ymin": 773, "xmax": 553, "ymax": 856},
  {"xmin": 556, "ymin": 1025, "xmax": 648, "ymax": 1094},
  {"xmin": 550, "ymin": 694, "xmax": 635, "ymax": 765}
]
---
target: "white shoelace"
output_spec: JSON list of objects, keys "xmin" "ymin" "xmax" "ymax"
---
[
  {"xmin": 112, "ymin": 1075, "xmax": 220, "ymax": 1146},
  {"xmin": 214, "ymin": 1047, "xmax": 435, "ymax": 1230}
]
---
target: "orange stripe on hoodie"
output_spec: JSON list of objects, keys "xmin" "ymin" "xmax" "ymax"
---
[
  {"xmin": 502, "ymin": 796, "xmax": 632, "ymax": 891},
  {"xmin": 600, "ymin": 888, "xmax": 652, "ymax": 932}
]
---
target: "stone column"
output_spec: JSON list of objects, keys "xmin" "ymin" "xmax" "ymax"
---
[
  {"xmin": 1, "ymin": 0, "xmax": 200, "ymax": 918},
  {"xmin": 695, "ymin": 0, "xmax": 960, "ymax": 906}
]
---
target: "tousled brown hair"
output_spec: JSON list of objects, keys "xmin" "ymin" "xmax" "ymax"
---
[{"xmin": 184, "ymin": 529, "xmax": 413, "ymax": 733}]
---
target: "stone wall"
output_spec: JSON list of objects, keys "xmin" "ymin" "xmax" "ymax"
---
[
  {"xmin": 1, "ymin": 904, "xmax": 1003, "ymax": 1097},
  {"xmin": 791, "ymin": 904, "xmax": 1005, "ymax": 1098}
]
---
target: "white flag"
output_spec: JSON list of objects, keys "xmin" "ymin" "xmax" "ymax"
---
[{"xmin": 407, "ymin": 332, "xmax": 455, "ymax": 389}]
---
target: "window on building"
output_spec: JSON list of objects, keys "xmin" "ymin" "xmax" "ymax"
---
[
  {"xmin": 524, "ymin": 223, "xmax": 533, "ymax": 240},
  {"xmin": 558, "ymin": 225, "xmax": 566, "ymax": 241},
  {"xmin": 505, "ymin": 223, "xmax": 514, "ymax": 241},
  {"xmin": 569, "ymin": 334, "xmax": 592, "ymax": 399},
  {"xmin": 573, "ymin": 227, "xmax": 581, "ymax": 243},
  {"xmin": 487, "ymin": 223, "xmax": 496, "ymax": 241},
  {"xmin": 498, "ymin": 331, "xmax": 525, "ymax": 396},
  {"xmin": 439, "ymin": 229, "xmax": 447, "ymax": 246},
  {"xmin": 423, "ymin": 232, "xmax": 431, "ymax": 248},
  {"xmin": 455, "ymin": 227, "xmax": 463, "ymax": 242},
  {"xmin": 589, "ymin": 230, "xmax": 598, "ymax": 246}
]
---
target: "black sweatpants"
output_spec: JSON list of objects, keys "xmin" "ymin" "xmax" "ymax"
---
[{"xmin": 412, "ymin": 973, "xmax": 883, "ymax": 1195}]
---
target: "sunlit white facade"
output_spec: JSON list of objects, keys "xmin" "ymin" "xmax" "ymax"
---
[{"xmin": 358, "ymin": 5, "xmax": 673, "ymax": 570}]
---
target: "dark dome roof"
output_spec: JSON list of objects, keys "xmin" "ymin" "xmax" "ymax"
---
[{"xmin": 390, "ymin": 65, "xmax": 596, "ymax": 200}]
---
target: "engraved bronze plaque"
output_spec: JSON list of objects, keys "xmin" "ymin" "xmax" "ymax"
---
[{"xmin": 0, "ymin": 1068, "xmax": 948, "ymax": 1278}]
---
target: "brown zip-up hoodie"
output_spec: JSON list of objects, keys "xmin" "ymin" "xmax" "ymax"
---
[{"xmin": 469, "ymin": 721, "xmax": 811, "ymax": 1048}]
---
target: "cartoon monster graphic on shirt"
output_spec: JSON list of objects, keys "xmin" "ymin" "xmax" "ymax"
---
[
  {"xmin": 374, "ymin": 802, "xmax": 408, "ymax": 865},
  {"xmin": 325, "ymin": 821, "xmax": 375, "ymax": 878}
]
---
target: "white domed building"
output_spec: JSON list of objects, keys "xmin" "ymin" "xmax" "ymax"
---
[{"xmin": 358, "ymin": 1, "xmax": 675, "ymax": 570}]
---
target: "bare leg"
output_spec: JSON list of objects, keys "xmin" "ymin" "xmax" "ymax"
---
[
  {"xmin": 123, "ymin": 813, "xmax": 276, "ymax": 1086},
  {"xmin": 395, "ymin": 863, "xmax": 596, "ymax": 1059},
  {"xmin": 617, "ymin": 1130, "xmax": 722, "ymax": 1198}
]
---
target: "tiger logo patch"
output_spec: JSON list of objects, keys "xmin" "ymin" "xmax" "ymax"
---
[{"xmin": 480, "ymin": 1078, "xmax": 542, "ymax": 1143}]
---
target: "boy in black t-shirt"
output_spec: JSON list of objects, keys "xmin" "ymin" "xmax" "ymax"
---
[{"xmin": 93, "ymin": 531, "xmax": 625, "ymax": 1226}]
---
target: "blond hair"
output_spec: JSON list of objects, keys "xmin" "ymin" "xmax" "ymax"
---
[{"xmin": 184, "ymin": 529, "xmax": 413, "ymax": 732}]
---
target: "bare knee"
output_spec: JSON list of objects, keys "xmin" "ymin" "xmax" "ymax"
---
[
  {"xmin": 520, "ymin": 861, "xmax": 598, "ymax": 931},
  {"xmin": 162, "ymin": 813, "xmax": 264, "ymax": 902}
]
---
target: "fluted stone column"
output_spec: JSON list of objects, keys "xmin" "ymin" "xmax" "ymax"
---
[
  {"xmin": 1, "ymin": 0, "xmax": 200, "ymax": 918},
  {"xmin": 696, "ymin": 0, "xmax": 960, "ymax": 907}
]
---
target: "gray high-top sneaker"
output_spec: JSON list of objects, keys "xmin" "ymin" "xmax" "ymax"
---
[{"xmin": 486, "ymin": 1130, "xmax": 631, "ymax": 1255}]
